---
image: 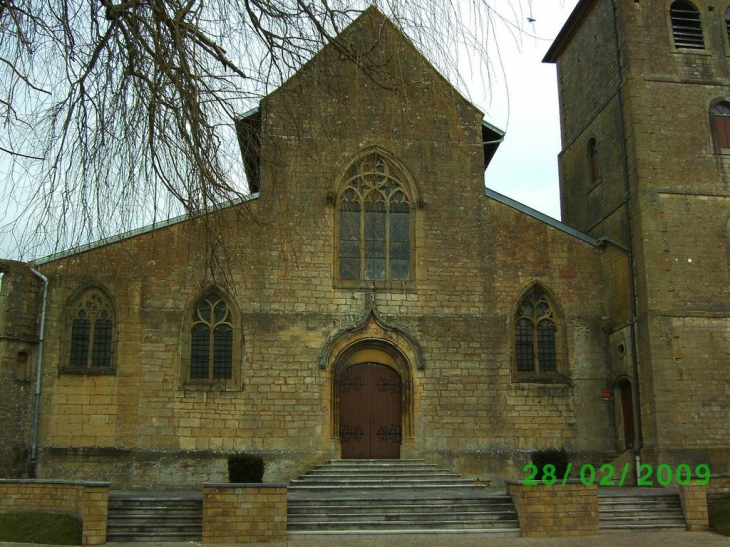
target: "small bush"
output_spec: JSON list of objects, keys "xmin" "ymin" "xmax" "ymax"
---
[
  {"xmin": 228, "ymin": 454, "xmax": 265, "ymax": 483},
  {"xmin": 531, "ymin": 447, "xmax": 570, "ymax": 480}
]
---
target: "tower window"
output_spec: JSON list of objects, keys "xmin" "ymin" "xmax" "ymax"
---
[
  {"xmin": 713, "ymin": 102, "xmax": 730, "ymax": 151},
  {"xmin": 588, "ymin": 138, "xmax": 600, "ymax": 184},
  {"xmin": 670, "ymin": 1, "xmax": 704, "ymax": 50}
]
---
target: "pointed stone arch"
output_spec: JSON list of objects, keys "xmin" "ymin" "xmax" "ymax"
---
[
  {"xmin": 61, "ymin": 284, "xmax": 117, "ymax": 375},
  {"xmin": 613, "ymin": 375, "xmax": 636, "ymax": 451},
  {"xmin": 321, "ymin": 293, "xmax": 422, "ymax": 452},
  {"xmin": 179, "ymin": 285, "xmax": 243, "ymax": 389},
  {"xmin": 334, "ymin": 147, "xmax": 421, "ymax": 284},
  {"xmin": 511, "ymin": 282, "xmax": 567, "ymax": 382}
]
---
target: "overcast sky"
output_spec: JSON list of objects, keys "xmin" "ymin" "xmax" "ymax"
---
[{"xmin": 477, "ymin": 0, "xmax": 580, "ymax": 221}]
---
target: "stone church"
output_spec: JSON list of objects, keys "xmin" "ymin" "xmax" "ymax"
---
[{"xmin": 1, "ymin": 0, "xmax": 728, "ymax": 488}]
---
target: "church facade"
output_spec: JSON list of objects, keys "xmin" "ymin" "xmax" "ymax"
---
[{"xmin": 0, "ymin": 0, "xmax": 728, "ymax": 488}]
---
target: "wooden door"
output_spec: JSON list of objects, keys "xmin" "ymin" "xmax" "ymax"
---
[
  {"xmin": 339, "ymin": 362, "xmax": 402, "ymax": 459},
  {"xmin": 620, "ymin": 381, "xmax": 635, "ymax": 449}
]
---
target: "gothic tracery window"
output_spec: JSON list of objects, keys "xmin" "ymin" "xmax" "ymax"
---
[
  {"xmin": 189, "ymin": 292, "xmax": 234, "ymax": 382},
  {"xmin": 65, "ymin": 288, "xmax": 115, "ymax": 374},
  {"xmin": 514, "ymin": 286, "xmax": 562, "ymax": 379},
  {"xmin": 339, "ymin": 153, "xmax": 411, "ymax": 282}
]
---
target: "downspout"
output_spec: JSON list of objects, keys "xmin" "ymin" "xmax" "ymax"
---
[
  {"xmin": 29, "ymin": 267, "xmax": 48, "ymax": 469},
  {"xmin": 609, "ymin": 0, "xmax": 644, "ymax": 477}
]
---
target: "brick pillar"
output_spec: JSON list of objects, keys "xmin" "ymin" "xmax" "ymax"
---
[
  {"xmin": 679, "ymin": 481, "xmax": 708, "ymax": 532},
  {"xmin": 202, "ymin": 483, "xmax": 287, "ymax": 543},
  {"xmin": 80, "ymin": 483, "xmax": 109, "ymax": 546},
  {"xmin": 506, "ymin": 480, "xmax": 599, "ymax": 537}
]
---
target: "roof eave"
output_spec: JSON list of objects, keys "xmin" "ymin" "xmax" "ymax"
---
[{"xmin": 543, "ymin": 0, "xmax": 597, "ymax": 63}]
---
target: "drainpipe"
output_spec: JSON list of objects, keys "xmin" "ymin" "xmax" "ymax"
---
[
  {"xmin": 609, "ymin": 0, "xmax": 644, "ymax": 479},
  {"xmin": 29, "ymin": 267, "xmax": 48, "ymax": 469},
  {"xmin": 597, "ymin": 236, "xmax": 643, "ymax": 478}
]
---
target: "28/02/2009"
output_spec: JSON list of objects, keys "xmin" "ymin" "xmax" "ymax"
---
[{"xmin": 522, "ymin": 462, "xmax": 711, "ymax": 486}]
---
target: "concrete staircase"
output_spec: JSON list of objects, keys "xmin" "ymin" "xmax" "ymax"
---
[
  {"xmin": 287, "ymin": 459, "xmax": 521, "ymax": 537},
  {"xmin": 106, "ymin": 491, "xmax": 203, "ymax": 542},
  {"xmin": 599, "ymin": 489, "xmax": 687, "ymax": 532}
]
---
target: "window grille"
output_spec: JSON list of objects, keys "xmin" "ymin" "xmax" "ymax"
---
[
  {"xmin": 339, "ymin": 154, "xmax": 411, "ymax": 282},
  {"xmin": 670, "ymin": 1, "xmax": 704, "ymax": 50},
  {"xmin": 514, "ymin": 287, "xmax": 559, "ymax": 377},
  {"xmin": 67, "ymin": 289, "xmax": 114, "ymax": 373},
  {"xmin": 190, "ymin": 293, "xmax": 233, "ymax": 381}
]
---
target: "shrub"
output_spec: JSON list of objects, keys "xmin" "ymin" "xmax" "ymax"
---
[
  {"xmin": 531, "ymin": 447, "xmax": 570, "ymax": 481},
  {"xmin": 228, "ymin": 454, "xmax": 265, "ymax": 483}
]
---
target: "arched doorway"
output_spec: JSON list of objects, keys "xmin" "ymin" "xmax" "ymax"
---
[{"xmin": 339, "ymin": 362, "xmax": 402, "ymax": 459}]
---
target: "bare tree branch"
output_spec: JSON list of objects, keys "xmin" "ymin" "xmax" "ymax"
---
[{"xmin": 0, "ymin": 0, "xmax": 529, "ymax": 260}]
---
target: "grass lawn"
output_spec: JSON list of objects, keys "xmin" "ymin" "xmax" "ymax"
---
[
  {"xmin": 709, "ymin": 498, "xmax": 730, "ymax": 537},
  {"xmin": 0, "ymin": 512, "xmax": 82, "ymax": 545}
]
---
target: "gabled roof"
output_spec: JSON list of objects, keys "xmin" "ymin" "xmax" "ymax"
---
[
  {"xmin": 266, "ymin": 6, "xmax": 504, "ymax": 170},
  {"xmin": 485, "ymin": 188, "xmax": 599, "ymax": 246},
  {"xmin": 34, "ymin": 193, "xmax": 260, "ymax": 265},
  {"xmin": 35, "ymin": 8, "xmax": 514, "ymax": 263}
]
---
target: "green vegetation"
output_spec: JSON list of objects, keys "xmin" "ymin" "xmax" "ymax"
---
[
  {"xmin": 531, "ymin": 447, "xmax": 571, "ymax": 480},
  {"xmin": 228, "ymin": 453, "xmax": 265, "ymax": 483},
  {"xmin": 709, "ymin": 498, "xmax": 730, "ymax": 537},
  {"xmin": 0, "ymin": 512, "xmax": 82, "ymax": 545}
]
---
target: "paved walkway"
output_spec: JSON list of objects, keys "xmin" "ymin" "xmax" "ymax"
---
[
  {"xmin": 276, "ymin": 531, "xmax": 730, "ymax": 547},
  {"xmin": 7, "ymin": 531, "xmax": 730, "ymax": 547}
]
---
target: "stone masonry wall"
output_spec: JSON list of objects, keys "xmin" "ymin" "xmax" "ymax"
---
[
  {"xmin": 31, "ymin": 9, "xmax": 615, "ymax": 488},
  {"xmin": 0, "ymin": 260, "xmax": 41, "ymax": 477},
  {"xmin": 679, "ymin": 481, "xmax": 709, "ymax": 532},
  {"xmin": 506, "ymin": 481, "xmax": 599, "ymax": 537},
  {"xmin": 548, "ymin": 0, "xmax": 730, "ymax": 475},
  {"xmin": 202, "ymin": 483, "xmax": 287, "ymax": 543}
]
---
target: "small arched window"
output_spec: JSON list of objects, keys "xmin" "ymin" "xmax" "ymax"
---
[
  {"xmin": 588, "ymin": 138, "xmax": 600, "ymax": 184},
  {"xmin": 338, "ymin": 153, "xmax": 412, "ymax": 282},
  {"xmin": 670, "ymin": 1, "xmax": 704, "ymax": 50},
  {"xmin": 725, "ymin": 7, "xmax": 730, "ymax": 45},
  {"xmin": 712, "ymin": 101, "xmax": 730, "ymax": 151},
  {"xmin": 190, "ymin": 292, "xmax": 234, "ymax": 381},
  {"xmin": 63, "ymin": 288, "xmax": 115, "ymax": 374},
  {"xmin": 514, "ymin": 285, "xmax": 563, "ymax": 380}
]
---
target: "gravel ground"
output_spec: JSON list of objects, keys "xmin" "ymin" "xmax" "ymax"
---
[{"xmin": 4, "ymin": 531, "xmax": 730, "ymax": 547}]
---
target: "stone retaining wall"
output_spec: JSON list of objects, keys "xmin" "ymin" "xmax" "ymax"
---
[
  {"xmin": 679, "ymin": 481, "xmax": 709, "ymax": 531},
  {"xmin": 202, "ymin": 483, "xmax": 287, "ymax": 543},
  {"xmin": 506, "ymin": 480, "xmax": 599, "ymax": 537}
]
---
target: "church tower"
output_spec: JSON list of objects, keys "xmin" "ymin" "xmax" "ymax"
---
[{"xmin": 546, "ymin": 0, "xmax": 730, "ymax": 473}]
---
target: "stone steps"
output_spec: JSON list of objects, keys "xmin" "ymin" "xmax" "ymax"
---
[
  {"xmin": 599, "ymin": 491, "xmax": 686, "ymax": 533},
  {"xmin": 287, "ymin": 459, "xmax": 521, "ymax": 537},
  {"xmin": 107, "ymin": 493, "xmax": 203, "ymax": 543}
]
